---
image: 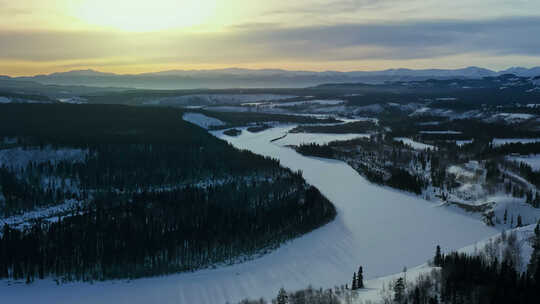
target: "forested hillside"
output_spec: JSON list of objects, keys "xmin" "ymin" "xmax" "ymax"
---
[{"xmin": 0, "ymin": 104, "xmax": 335, "ymax": 282}]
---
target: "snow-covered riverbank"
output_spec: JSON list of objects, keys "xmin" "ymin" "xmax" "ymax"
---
[{"xmin": 0, "ymin": 125, "xmax": 497, "ymax": 304}]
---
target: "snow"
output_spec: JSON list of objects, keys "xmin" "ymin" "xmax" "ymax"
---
[
  {"xmin": 267, "ymin": 132, "xmax": 369, "ymax": 146},
  {"xmin": 0, "ymin": 126, "xmax": 498, "ymax": 304},
  {"xmin": 0, "ymin": 97, "xmax": 12, "ymax": 103},
  {"xmin": 0, "ymin": 147, "xmax": 88, "ymax": 169},
  {"xmin": 58, "ymin": 97, "xmax": 87, "ymax": 104},
  {"xmin": 507, "ymin": 154, "xmax": 540, "ymax": 170},
  {"xmin": 492, "ymin": 138, "xmax": 540, "ymax": 147},
  {"xmin": 182, "ymin": 112, "xmax": 225, "ymax": 129},
  {"xmin": 354, "ymin": 224, "xmax": 537, "ymax": 303},
  {"xmin": 394, "ymin": 137, "xmax": 436, "ymax": 150},
  {"xmin": 455, "ymin": 139, "xmax": 473, "ymax": 146},
  {"xmin": 0, "ymin": 199, "xmax": 83, "ymax": 232},
  {"xmin": 487, "ymin": 113, "xmax": 535, "ymax": 124},
  {"xmin": 148, "ymin": 94, "xmax": 297, "ymax": 106},
  {"xmin": 447, "ymin": 165, "xmax": 475, "ymax": 178},
  {"xmin": 419, "ymin": 130, "xmax": 462, "ymax": 135},
  {"xmin": 275, "ymin": 99, "xmax": 344, "ymax": 107}
]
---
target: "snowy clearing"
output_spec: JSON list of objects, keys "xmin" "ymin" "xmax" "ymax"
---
[
  {"xmin": 0, "ymin": 200, "xmax": 83, "ymax": 232},
  {"xmin": 455, "ymin": 139, "xmax": 473, "ymax": 146},
  {"xmin": 492, "ymin": 138, "xmax": 540, "ymax": 147},
  {"xmin": 182, "ymin": 112, "xmax": 225, "ymax": 129},
  {"xmin": 419, "ymin": 130, "xmax": 462, "ymax": 135},
  {"xmin": 0, "ymin": 147, "xmax": 88, "ymax": 169},
  {"xmin": 394, "ymin": 137, "xmax": 436, "ymax": 150},
  {"xmin": 507, "ymin": 154, "xmax": 540, "ymax": 170},
  {"xmin": 146, "ymin": 94, "xmax": 297, "ymax": 106},
  {"xmin": 1, "ymin": 126, "xmax": 497, "ymax": 304},
  {"xmin": 273, "ymin": 132, "xmax": 370, "ymax": 146},
  {"xmin": 276, "ymin": 99, "xmax": 344, "ymax": 107}
]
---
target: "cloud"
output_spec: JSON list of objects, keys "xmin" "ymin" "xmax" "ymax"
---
[
  {"xmin": 264, "ymin": 0, "xmax": 400, "ymax": 16},
  {"xmin": 1, "ymin": 16, "xmax": 540, "ymax": 65}
]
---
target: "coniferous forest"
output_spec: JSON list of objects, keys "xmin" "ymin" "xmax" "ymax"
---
[{"xmin": 0, "ymin": 104, "xmax": 336, "ymax": 282}]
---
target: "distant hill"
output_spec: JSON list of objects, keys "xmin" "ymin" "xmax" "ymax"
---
[{"xmin": 8, "ymin": 66, "xmax": 540, "ymax": 90}]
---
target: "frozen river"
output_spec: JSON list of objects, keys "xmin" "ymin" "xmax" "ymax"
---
[{"xmin": 1, "ymin": 125, "xmax": 497, "ymax": 304}]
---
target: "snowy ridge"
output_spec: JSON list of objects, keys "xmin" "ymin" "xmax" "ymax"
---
[{"xmin": 182, "ymin": 112, "xmax": 225, "ymax": 129}]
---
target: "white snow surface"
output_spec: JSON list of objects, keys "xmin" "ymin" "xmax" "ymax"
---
[
  {"xmin": 0, "ymin": 97, "xmax": 12, "ymax": 103},
  {"xmin": 419, "ymin": 130, "xmax": 462, "ymax": 135},
  {"xmin": 275, "ymin": 99, "xmax": 344, "ymax": 107},
  {"xmin": 182, "ymin": 112, "xmax": 225, "ymax": 129},
  {"xmin": 394, "ymin": 137, "xmax": 436, "ymax": 150},
  {"xmin": 0, "ymin": 147, "xmax": 88, "ymax": 169},
  {"xmin": 146, "ymin": 94, "xmax": 297, "ymax": 106},
  {"xmin": 275, "ymin": 132, "xmax": 370, "ymax": 146},
  {"xmin": 0, "ymin": 126, "xmax": 497, "ymax": 304},
  {"xmin": 507, "ymin": 154, "xmax": 540, "ymax": 170},
  {"xmin": 492, "ymin": 138, "xmax": 540, "ymax": 147},
  {"xmin": 0, "ymin": 199, "xmax": 83, "ymax": 231},
  {"xmin": 455, "ymin": 139, "xmax": 473, "ymax": 146},
  {"xmin": 354, "ymin": 224, "xmax": 537, "ymax": 303}
]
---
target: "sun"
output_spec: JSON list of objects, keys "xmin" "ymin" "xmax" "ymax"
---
[{"xmin": 73, "ymin": 0, "xmax": 218, "ymax": 32}]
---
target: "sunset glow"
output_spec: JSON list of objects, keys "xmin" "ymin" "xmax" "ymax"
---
[{"xmin": 1, "ymin": 0, "xmax": 540, "ymax": 75}]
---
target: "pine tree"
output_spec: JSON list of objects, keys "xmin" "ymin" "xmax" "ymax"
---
[
  {"xmin": 504, "ymin": 209, "xmax": 508, "ymax": 224},
  {"xmin": 528, "ymin": 221, "xmax": 540, "ymax": 275},
  {"xmin": 393, "ymin": 277, "xmax": 405, "ymax": 303},
  {"xmin": 357, "ymin": 266, "xmax": 364, "ymax": 289},
  {"xmin": 277, "ymin": 287, "xmax": 288, "ymax": 304},
  {"xmin": 517, "ymin": 215, "xmax": 523, "ymax": 227},
  {"xmin": 434, "ymin": 245, "xmax": 443, "ymax": 267},
  {"xmin": 352, "ymin": 272, "xmax": 357, "ymax": 290}
]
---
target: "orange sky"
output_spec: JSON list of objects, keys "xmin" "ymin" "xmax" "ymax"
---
[{"xmin": 1, "ymin": 0, "xmax": 540, "ymax": 76}]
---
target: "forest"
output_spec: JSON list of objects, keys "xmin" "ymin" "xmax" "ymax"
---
[{"xmin": 0, "ymin": 104, "xmax": 336, "ymax": 281}]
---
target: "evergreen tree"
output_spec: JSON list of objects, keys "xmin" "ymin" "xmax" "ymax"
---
[
  {"xmin": 393, "ymin": 277, "xmax": 405, "ymax": 303},
  {"xmin": 504, "ymin": 209, "xmax": 508, "ymax": 224},
  {"xmin": 277, "ymin": 288, "xmax": 288, "ymax": 304},
  {"xmin": 517, "ymin": 215, "xmax": 523, "ymax": 227},
  {"xmin": 352, "ymin": 272, "xmax": 357, "ymax": 290},
  {"xmin": 528, "ymin": 221, "xmax": 540, "ymax": 275},
  {"xmin": 434, "ymin": 245, "xmax": 443, "ymax": 267},
  {"xmin": 357, "ymin": 266, "xmax": 364, "ymax": 289}
]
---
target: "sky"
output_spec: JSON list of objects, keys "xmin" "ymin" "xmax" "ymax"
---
[{"xmin": 1, "ymin": 0, "xmax": 540, "ymax": 76}]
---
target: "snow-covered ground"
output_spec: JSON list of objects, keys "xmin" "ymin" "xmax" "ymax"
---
[
  {"xmin": 0, "ymin": 126, "xmax": 497, "ymax": 304},
  {"xmin": 394, "ymin": 137, "xmax": 436, "ymax": 150},
  {"xmin": 487, "ymin": 113, "xmax": 535, "ymax": 124},
  {"xmin": 58, "ymin": 97, "xmax": 87, "ymax": 104},
  {"xmin": 182, "ymin": 112, "xmax": 225, "ymax": 129},
  {"xmin": 419, "ymin": 130, "xmax": 462, "ymax": 135},
  {"xmin": 0, "ymin": 97, "xmax": 12, "ymax": 103},
  {"xmin": 0, "ymin": 199, "xmax": 83, "ymax": 232},
  {"xmin": 352, "ymin": 223, "xmax": 537, "ymax": 303},
  {"xmin": 145, "ymin": 94, "xmax": 297, "ymax": 106},
  {"xmin": 0, "ymin": 147, "xmax": 88, "ymax": 169},
  {"xmin": 275, "ymin": 99, "xmax": 344, "ymax": 107},
  {"xmin": 492, "ymin": 138, "xmax": 540, "ymax": 147},
  {"xmin": 276, "ymin": 132, "xmax": 370, "ymax": 146},
  {"xmin": 507, "ymin": 154, "xmax": 540, "ymax": 170},
  {"xmin": 455, "ymin": 139, "xmax": 473, "ymax": 146}
]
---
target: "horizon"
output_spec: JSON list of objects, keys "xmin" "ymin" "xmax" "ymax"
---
[
  {"xmin": 4, "ymin": 65, "xmax": 540, "ymax": 78},
  {"xmin": 1, "ymin": 1, "xmax": 540, "ymax": 76}
]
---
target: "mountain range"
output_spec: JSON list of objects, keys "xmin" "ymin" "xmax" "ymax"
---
[{"xmin": 3, "ymin": 66, "xmax": 540, "ymax": 90}]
